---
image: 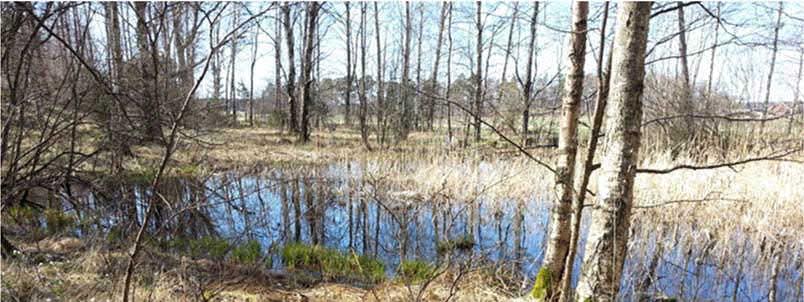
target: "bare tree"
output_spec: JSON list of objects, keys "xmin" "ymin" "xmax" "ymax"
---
[
  {"xmin": 519, "ymin": 3, "xmax": 539, "ymax": 145},
  {"xmin": 344, "ymin": 3, "xmax": 353, "ymax": 127},
  {"xmin": 374, "ymin": 2, "xmax": 386, "ymax": 146},
  {"xmin": 299, "ymin": 2, "xmax": 321, "ymax": 143},
  {"xmin": 399, "ymin": 2, "xmax": 413, "ymax": 140},
  {"xmin": 473, "ymin": 1, "xmax": 483, "ymax": 144},
  {"xmin": 283, "ymin": 3, "xmax": 298, "ymax": 133},
  {"xmin": 575, "ymin": 2, "xmax": 652, "ymax": 301},
  {"xmin": 761, "ymin": 2, "xmax": 783, "ymax": 131},
  {"xmin": 538, "ymin": 2, "xmax": 588, "ymax": 300},
  {"xmin": 358, "ymin": 2, "xmax": 372, "ymax": 150}
]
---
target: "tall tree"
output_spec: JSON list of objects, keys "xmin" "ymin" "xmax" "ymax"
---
[
  {"xmin": 427, "ymin": 3, "xmax": 449, "ymax": 131},
  {"xmin": 283, "ymin": 3, "xmax": 298, "ymax": 133},
  {"xmin": 299, "ymin": 2, "xmax": 321, "ymax": 142},
  {"xmin": 473, "ymin": 1, "xmax": 483, "ymax": 143},
  {"xmin": 249, "ymin": 20, "xmax": 258, "ymax": 127},
  {"xmin": 344, "ymin": 3, "xmax": 353, "ymax": 127},
  {"xmin": 676, "ymin": 2, "xmax": 694, "ymax": 141},
  {"xmin": 229, "ymin": 5, "xmax": 239, "ymax": 122},
  {"xmin": 358, "ymin": 3, "xmax": 372, "ymax": 150},
  {"xmin": 574, "ymin": 2, "xmax": 652, "ymax": 301},
  {"xmin": 446, "ymin": 3, "xmax": 454, "ymax": 142},
  {"xmin": 761, "ymin": 2, "xmax": 783, "ymax": 131},
  {"xmin": 374, "ymin": 2, "xmax": 386, "ymax": 145},
  {"xmin": 275, "ymin": 8, "xmax": 284, "ymax": 128},
  {"xmin": 134, "ymin": 2, "xmax": 162, "ymax": 142},
  {"xmin": 520, "ymin": 3, "xmax": 539, "ymax": 144},
  {"xmin": 537, "ymin": 2, "xmax": 588, "ymax": 300},
  {"xmin": 399, "ymin": 2, "xmax": 412, "ymax": 140},
  {"xmin": 559, "ymin": 4, "xmax": 612, "ymax": 302},
  {"xmin": 414, "ymin": 4, "xmax": 424, "ymax": 130}
]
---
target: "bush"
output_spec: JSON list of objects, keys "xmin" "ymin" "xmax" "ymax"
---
[
  {"xmin": 43, "ymin": 209, "xmax": 75, "ymax": 235},
  {"xmin": 231, "ymin": 240, "xmax": 262, "ymax": 265},
  {"xmin": 398, "ymin": 260, "xmax": 438, "ymax": 284},
  {"xmin": 281, "ymin": 243, "xmax": 385, "ymax": 283},
  {"xmin": 436, "ymin": 235, "xmax": 475, "ymax": 255}
]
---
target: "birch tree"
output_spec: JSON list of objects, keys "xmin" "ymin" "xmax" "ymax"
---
[
  {"xmin": 536, "ymin": 2, "xmax": 588, "ymax": 300},
  {"xmin": 574, "ymin": 2, "xmax": 652, "ymax": 301},
  {"xmin": 299, "ymin": 2, "xmax": 320, "ymax": 143},
  {"xmin": 283, "ymin": 3, "xmax": 298, "ymax": 133}
]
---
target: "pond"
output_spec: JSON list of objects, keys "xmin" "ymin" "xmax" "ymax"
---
[{"xmin": 60, "ymin": 161, "xmax": 801, "ymax": 301}]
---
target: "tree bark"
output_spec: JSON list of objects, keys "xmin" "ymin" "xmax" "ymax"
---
[
  {"xmin": 677, "ymin": 2, "xmax": 694, "ymax": 139},
  {"xmin": 399, "ymin": 2, "xmax": 412, "ymax": 140},
  {"xmin": 574, "ymin": 3, "xmax": 652, "ymax": 301},
  {"xmin": 446, "ymin": 4, "xmax": 454, "ymax": 143},
  {"xmin": 275, "ymin": 8, "xmax": 284, "ymax": 128},
  {"xmin": 538, "ymin": 2, "xmax": 588, "ymax": 300},
  {"xmin": 427, "ymin": 3, "xmax": 449, "ymax": 131},
  {"xmin": 522, "ymin": 3, "xmax": 539, "ymax": 145},
  {"xmin": 559, "ymin": 5, "xmax": 612, "ymax": 302},
  {"xmin": 473, "ymin": 1, "xmax": 483, "ymax": 144},
  {"xmin": 374, "ymin": 2, "xmax": 386, "ymax": 146},
  {"xmin": 345, "ymin": 3, "xmax": 352, "ymax": 127},
  {"xmin": 299, "ymin": 2, "xmax": 320, "ymax": 143},
  {"xmin": 358, "ymin": 3, "xmax": 372, "ymax": 150},
  {"xmin": 761, "ymin": 2, "xmax": 782, "ymax": 132},
  {"xmin": 283, "ymin": 3, "xmax": 298, "ymax": 133},
  {"xmin": 249, "ymin": 22, "xmax": 257, "ymax": 127}
]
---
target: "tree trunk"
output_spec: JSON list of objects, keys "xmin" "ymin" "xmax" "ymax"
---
[
  {"xmin": 414, "ymin": 4, "xmax": 424, "ymax": 131},
  {"xmin": 537, "ymin": 2, "xmax": 588, "ymax": 300},
  {"xmin": 230, "ymin": 6, "xmax": 239, "ymax": 123},
  {"xmin": 473, "ymin": 1, "xmax": 483, "ymax": 144},
  {"xmin": 559, "ymin": 5, "xmax": 612, "ymax": 302},
  {"xmin": 249, "ymin": 23, "xmax": 257, "ymax": 127},
  {"xmin": 574, "ymin": 3, "xmax": 652, "ymax": 301},
  {"xmin": 374, "ymin": 3, "xmax": 386, "ymax": 146},
  {"xmin": 299, "ymin": 2, "xmax": 320, "ymax": 143},
  {"xmin": 399, "ymin": 2, "xmax": 412, "ymax": 140},
  {"xmin": 677, "ymin": 2, "xmax": 694, "ymax": 140},
  {"xmin": 428, "ymin": 3, "xmax": 449, "ymax": 131},
  {"xmin": 134, "ymin": 2, "xmax": 162, "ymax": 142},
  {"xmin": 761, "ymin": 2, "xmax": 782, "ymax": 132},
  {"xmin": 345, "ymin": 3, "xmax": 352, "ymax": 127},
  {"xmin": 275, "ymin": 8, "xmax": 284, "ymax": 128},
  {"xmin": 358, "ymin": 3, "xmax": 372, "ymax": 150},
  {"xmin": 446, "ymin": 4, "xmax": 454, "ymax": 143},
  {"xmin": 283, "ymin": 4, "xmax": 298, "ymax": 133},
  {"xmin": 522, "ymin": 3, "xmax": 539, "ymax": 145},
  {"xmin": 706, "ymin": 3, "xmax": 720, "ymax": 96}
]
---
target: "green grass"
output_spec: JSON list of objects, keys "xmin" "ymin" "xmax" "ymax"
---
[
  {"xmin": 281, "ymin": 242, "xmax": 385, "ymax": 283},
  {"xmin": 231, "ymin": 240, "xmax": 262, "ymax": 265}
]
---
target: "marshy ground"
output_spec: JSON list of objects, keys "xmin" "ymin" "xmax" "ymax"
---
[{"xmin": 2, "ymin": 126, "xmax": 803, "ymax": 301}]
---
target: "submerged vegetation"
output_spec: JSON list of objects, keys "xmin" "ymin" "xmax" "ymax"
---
[{"xmin": 282, "ymin": 242, "xmax": 386, "ymax": 284}]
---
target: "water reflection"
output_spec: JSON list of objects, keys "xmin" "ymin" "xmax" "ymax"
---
[{"xmin": 62, "ymin": 162, "xmax": 801, "ymax": 301}]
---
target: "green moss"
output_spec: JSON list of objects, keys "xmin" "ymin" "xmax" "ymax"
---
[
  {"xmin": 530, "ymin": 267, "xmax": 553, "ymax": 300},
  {"xmin": 231, "ymin": 240, "xmax": 262, "ymax": 265},
  {"xmin": 281, "ymin": 243, "xmax": 385, "ymax": 283},
  {"xmin": 398, "ymin": 260, "xmax": 438, "ymax": 283},
  {"xmin": 436, "ymin": 235, "xmax": 475, "ymax": 255}
]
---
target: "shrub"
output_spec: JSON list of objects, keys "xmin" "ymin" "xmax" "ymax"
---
[
  {"xmin": 188, "ymin": 237, "xmax": 230, "ymax": 260},
  {"xmin": 43, "ymin": 209, "xmax": 75, "ymax": 235},
  {"xmin": 231, "ymin": 240, "xmax": 262, "ymax": 265},
  {"xmin": 436, "ymin": 235, "xmax": 475, "ymax": 255},
  {"xmin": 398, "ymin": 260, "xmax": 437, "ymax": 283}
]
